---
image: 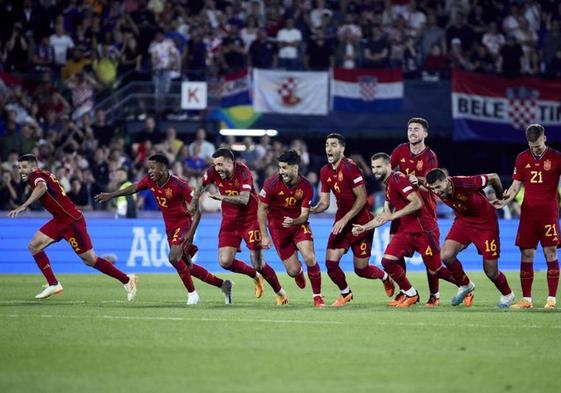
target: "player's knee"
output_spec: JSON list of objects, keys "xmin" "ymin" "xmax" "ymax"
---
[
  {"xmin": 521, "ymin": 249, "xmax": 535, "ymax": 261},
  {"xmin": 27, "ymin": 242, "xmax": 40, "ymax": 254},
  {"xmin": 302, "ymin": 254, "xmax": 316, "ymax": 266},
  {"xmin": 544, "ymin": 247, "xmax": 558, "ymax": 261},
  {"xmin": 219, "ymin": 255, "xmax": 233, "ymax": 268},
  {"xmin": 483, "ymin": 265, "xmax": 498, "ymax": 279},
  {"xmin": 286, "ymin": 266, "xmax": 300, "ymax": 277},
  {"xmin": 168, "ymin": 254, "xmax": 182, "ymax": 266},
  {"xmin": 82, "ymin": 255, "xmax": 96, "ymax": 266}
]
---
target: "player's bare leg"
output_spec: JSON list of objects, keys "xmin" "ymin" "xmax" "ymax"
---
[
  {"xmin": 296, "ymin": 240, "xmax": 324, "ymax": 307},
  {"xmin": 353, "ymin": 256, "xmax": 394, "ymax": 298},
  {"xmin": 219, "ymin": 246, "xmax": 262, "ymax": 298},
  {"xmin": 543, "ymin": 246, "xmax": 558, "ymax": 309},
  {"xmin": 29, "ymin": 231, "xmax": 62, "ymax": 299},
  {"xmin": 251, "ymin": 249, "xmax": 286, "ymax": 305},
  {"xmin": 79, "ymin": 249, "xmax": 137, "ymax": 301},
  {"xmin": 326, "ymin": 248, "xmax": 353, "ymax": 307},
  {"xmin": 281, "ymin": 253, "xmax": 306, "ymax": 287},
  {"xmin": 482, "ymin": 258, "xmax": 514, "ymax": 308},
  {"xmin": 442, "ymin": 240, "xmax": 475, "ymax": 306}
]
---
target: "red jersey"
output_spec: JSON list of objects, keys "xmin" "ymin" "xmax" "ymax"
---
[
  {"xmin": 513, "ymin": 147, "xmax": 561, "ymax": 210},
  {"xmin": 384, "ymin": 172, "xmax": 424, "ymax": 233},
  {"xmin": 136, "ymin": 174, "xmax": 192, "ymax": 231},
  {"xmin": 438, "ymin": 175, "xmax": 497, "ymax": 227},
  {"xmin": 202, "ymin": 162, "xmax": 259, "ymax": 223},
  {"xmin": 259, "ymin": 174, "xmax": 313, "ymax": 225},
  {"xmin": 391, "ymin": 143, "xmax": 439, "ymax": 230},
  {"xmin": 320, "ymin": 157, "xmax": 371, "ymax": 224},
  {"xmin": 28, "ymin": 169, "xmax": 82, "ymax": 222}
]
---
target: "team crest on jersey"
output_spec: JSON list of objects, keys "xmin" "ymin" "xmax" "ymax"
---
[
  {"xmin": 416, "ymin": 160, "xmax": 423, "ymax": 171},
  {"xmin": 165, "ymin": 188, "xmax": 173, "ymax": 198},
  {"xmin": 294, "ymin": 189, "xmax": 303, "ymax": 199},
  {"xmin": 338, "ymin": 172, "xmax": 344, "ymax": 181},
  {"xmin": 544, "ymin": 160, "xmax": 552, "ymax": 171}
]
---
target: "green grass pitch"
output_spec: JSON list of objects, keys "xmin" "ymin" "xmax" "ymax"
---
[{"xmin": 1, "ymin": 272, "xmax": 560, "ymax": 393}]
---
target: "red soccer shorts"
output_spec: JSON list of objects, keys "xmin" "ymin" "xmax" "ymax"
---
[
  {"xmin": 40, "ymin": 216, "xmax": 93, "ymax": 255},
  {"xmin": 516, "ymin": 206, "xmax": 560, "ymax": 249},
  {"xmin": 384, "ymin": 231, "xmax": 441, "ymax": 271},
  {"xmin": 218, "ymin": 218, "xmax": 262, "ymax": 251},
  {"xmin": 446, "ymin": 219, "xmax": 501, "ymax": 260},
  {"xmin": 327, "ymin": 225, "xmax": 374, "ymax": 259},
  {"xmin": 269, "ymin": 222, "xmax": 314, "ymax": 261}
]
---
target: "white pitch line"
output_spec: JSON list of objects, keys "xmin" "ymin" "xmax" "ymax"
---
[
  {"xmin": 0, "ymin": 313, "xmax": 344, "ymax": 325},
  {"xmin": 0, "ymin": 313, "xmax": 560, "ymax": 329},
  {"xmin": 0, "ymin": 300, "xmax": 86, "ymax": 305}
]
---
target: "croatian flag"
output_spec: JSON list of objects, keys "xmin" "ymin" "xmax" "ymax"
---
[
  {"xmin": 220, "ymin": 69, "xmax": 251, "ymax": 107},
  {"xmin": 330, "ymin": 68, "xmax": 403, "ymax": 112},
  {"xmin": 452, "ymin": 70, "xmax": 561, "ymax": 142}
]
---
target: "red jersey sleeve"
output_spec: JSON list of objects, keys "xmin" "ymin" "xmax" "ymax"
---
[
  {"xmin": 344, "ymin": 160, "xmax": 365, "ymax": 188},
  {"xmin": 394, "ymin": 174, "xmax": 416, "ymax": 198},
  {"xmin": 319, "ymin": 167, "xmax": 329, "ymax": 193},
  {"xmin": 452, "ymin": 175, "xmax": 488, "ymax": 192},
  {"xmin": 301, "ymin": 179, "xmax": 313, "ymax": 209},
  {"xmin": 135, "ymin": 175, "xmax": 151, "ymax": 191},
  {"xmin": 513, "ymin": 153, "xmax": 525, "ymax": 182},
  {"xmin": 259, "ymin": 177, "xmax": 274, "ymax": 205},
  {"xmin": 238, "ymin": 165, "xmax": 253, "ymax": 193},
  {"xmin": 28, "ymin": 171, "xmax": 48, "ymax": 188}
]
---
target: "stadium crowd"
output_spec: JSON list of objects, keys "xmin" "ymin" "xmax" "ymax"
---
[{"xmin": 1, "ymin": 0, "xmax": 560, "ymax": 215}]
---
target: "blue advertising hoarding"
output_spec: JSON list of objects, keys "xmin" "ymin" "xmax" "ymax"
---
[{"xmin": 0, "ymin": 216, "xmax": 547, "ymax": 274}]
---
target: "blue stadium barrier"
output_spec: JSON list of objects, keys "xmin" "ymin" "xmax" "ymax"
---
[{"xmin": 0, "ymin": 216, "xmax": 549, "ymax": 274}]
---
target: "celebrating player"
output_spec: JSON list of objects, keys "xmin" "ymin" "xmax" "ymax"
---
[
  {"xmin": 353, "ymin": 153, "xmax": 444, "ymax": 308},
  {"xmin": 190, "ymin": 148, "xmax": 288, "ymax": 305},
  {"xmin": 311, "ymin": 134, "xmax": 394, "ymax": 307},
  {"xmin": 426, "ymin": 168, "xmax": 515, "ymax": 308},
  {"xmin": 96, "ymin": 154, "xmax": 232, "ymax": 305},
  {"xmin": 258, "ymin": 150, "xmax": 324, "ymax": 308},
  {"xmin": 8, "ymin": 154, "xmax": 137, "ymax": 300},
  {"xmin": 390, "ymin": 117, "xmax": 458, "ymax": 306},
  {"xmin": 496, "ymin": 124, "xmax": 561, "ymax": 309}
]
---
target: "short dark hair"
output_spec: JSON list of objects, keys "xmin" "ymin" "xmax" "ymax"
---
[
  {"xmin": 212, "ymin": 148, "xmax": 235, "ymax": 161},
  {"xmin": 278, "ymin": 150, "xmax": 301, "ymax": 165},
  {"xmin": 19, "ymin": 154, "xmax": 38, "ymax": 165},
  {"xmin": 148, "ymin": 153, "xmax": 170, "ymax": 168},
  {"xmin": 326, "ymin": 132, "xmax": 345, "ymax": 146},
  {"xmin": 426, "ymin": 168, "xmax": 447, "ymax": 184},
  {"xmin": 525, "ymin": 124, "xmax": 545, "ymax": 143},
  {"xmin": 370, "ymin": 152, "xmax": 390, "ymax": 163},
  {"xmin": 408, "ymin": 117, "xmax": 429, "ymax": 131}
]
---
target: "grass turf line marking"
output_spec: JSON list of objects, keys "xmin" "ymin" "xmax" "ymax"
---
[{"xmin": 0, "ymin": 300, "xmax": 86, "ymax": 305}]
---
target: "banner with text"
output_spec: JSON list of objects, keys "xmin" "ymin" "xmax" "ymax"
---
[
  {"xmin": 0, "ymin": 217, "xmax": 530, "ymax": 274},
  {"xmin": 452, "ymin": 70, "xmax": 561, "ymax": 142}
]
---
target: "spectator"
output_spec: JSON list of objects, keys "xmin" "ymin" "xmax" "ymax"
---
[
  {"xmin": 335, "ymin": 29, "xmax": 361, "ymax": 69},
  {"xmin": 423, "ymin": 43, "xmax": 448, "ymax": 78},
  {"xmin": 65, "ymin": 71, "xmax": 100, "ymax": 121},
  {"xmin": 50, "ymin": 22, "xmax": 75, "ymax": 67},
  {"xmin": 220, "ymin": 25, "xmax": 246, "ymax": 71},
  {"xmin": 498, "ymin": 35, "xmax": 524, "ymax": 78},
  {"xmin": 310, "ymin": 0, "xmax": 333, "ymax": 30},
  {"xmin": 33, "ymin": 36, "xmax": 56, "ymax": 73},
  {"xmin": 482, "ymin": 22, "xmax": 505, "ymax": 59},
  {"xmin": 419, "ymin": 13, "xmax": 447, "ymax": 61},
  {"xmin": 68, "ymin": 176, "xmax": 92, "ymax": 211},
  {"xmin": 92, "ymin": 109, "xmax": 113, "ymax": 147},
  {"xmin": 183, "ymin": 144, "xmax": 207, "ymax": 178},
  {"xmin": 4, "ymin": 23, "xmax": 29, "ymax": 73},
  {"xmin": 470, "ymin": 44, "xmax": 495, "ymax": 73},
  {"xmin": 111, "ymin": 168, "xmax": 137, "ymax": 218},
  {"xmin": 449, "ymin": 38, "xmax": 470, "ymax": 70},
  {"xmin": 188, "ymin": 128, "xmax": 216, "ymax": 162},
  {"xmin": 446, "ymin": 13, "xmax": 475, "ymax": 53},
  {"xmin": 363, "ymin": 26, "xmax": 389, "ymax": 68},
  {"xmin": 61, "ymin": 48, "xmax": 91, "ymax": 81},
  {"xmin": 542, "ymin": 21, "xmax": 561, "ymax": 70},
  {"xmin": 185, "ymin": 28, "xmax": 208, "ymax": 80},
  {"xmin": 119, "ymin": 35, "xmax": 142, "ymax": 83},
  {"xmin": 240, "ymin": 15, "xmax": 259, "ymax": 51},
  {"xmin": 93, "ymin": 45, "xmax": 118, "ymax": 87},
  {"xmin": 305, "ymin": 31, "xmax": 333, "ymax": 70},
  {"xmin": 158, "ymin": 127, "xmax": 184, "ymax": 162},
  {"xmin": 149, "ymin": 28, "xmax": 180, "ymax": 112},
  {"xmin": 248, "ymin": 28, "xmax": 277, "ymax": 68},
  {"xmin": 276, "ymin": 17, "xmax": 302, "ymax": 70}
]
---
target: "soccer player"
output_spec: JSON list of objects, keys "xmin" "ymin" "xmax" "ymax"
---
[
  {"xmin": 258, "ymin": 150, "xmax": 324, "ymax": 307},
  {"xmin": 311, "ymin": 134, "xmax": 394, "ymax": 307},
  {"xmin": 8, "ymin": 154, "xmax": 137, "ymax": 300},
  {"xmin": 496, "ymin": 124, "xmax": 561, "ymax": 309},
  {"xmin": 390, "ymin": 117, "xmax": 458, "ymax": 306},
  {"xmin": 190, "ymin": 148, "xmax": 288, "ymax": 305},
  {"xmin": 426, "ymin": 168, "xmax": 515, "ymax": 308},
  {"xmin": 353, "ymin": 153, "xmax": 444, "ymax": 308},
  {"xmin": 95, "ymin": 154, "xmax": 232, "ymax": 305}
]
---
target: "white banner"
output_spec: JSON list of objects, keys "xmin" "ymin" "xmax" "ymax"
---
[
  {"xmin": 252, "ymin": 69, "xmax": 328, "ymax": 115},
  {"xmin": 181, "ymin": 81, "xmax": 207, "ymax": 109}
]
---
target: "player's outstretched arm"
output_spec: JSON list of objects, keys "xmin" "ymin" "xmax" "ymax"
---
[
  {"xmin": 494, "ymin": 179, "xmax": 522, "ymax": 208},
  {"xmin": 257, "ymin": 201, "xmax": 272, "ymax": 249},
  {"xmin": 94, "ymin": 183, "xmax": 139, "ymax": 203},
  {"xmin": 310, "ymin": 192, "xmax": 330, "ymax": 214},
  {"xmin": 8, "ymin": 181, "xmax": 47, "ymax": 218}
]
